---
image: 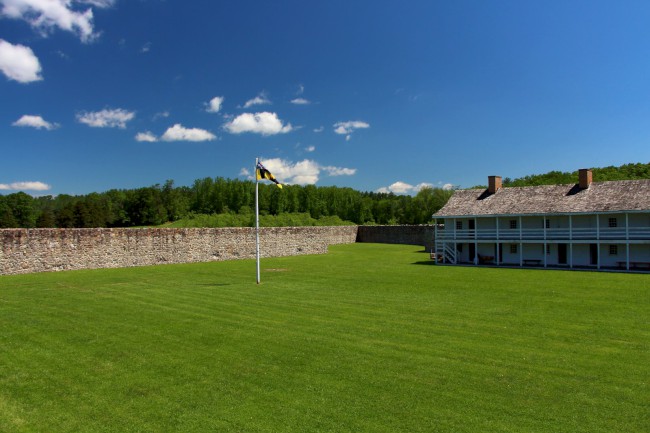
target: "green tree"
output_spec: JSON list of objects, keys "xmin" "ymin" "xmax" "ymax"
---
[{"xmin": 5, "ymin": 192, "xmax": 36, "ymax": 228}]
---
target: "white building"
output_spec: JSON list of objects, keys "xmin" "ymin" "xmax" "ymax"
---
[{"xmin": 433, "ymin": 169, "xmax": 650, "ymax": 272}]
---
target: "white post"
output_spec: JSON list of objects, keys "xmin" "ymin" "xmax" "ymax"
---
[
  {"xmin": 626, "ymin": 213, "xmax": 630, "ymax": 271},
  {"xmin": 519, "ymin": 216, "xmax": 523, "ymax": 268},
  {"xmin": 569, "ymin": 215, "xmax": 573, "ymax": 269},
  {"xmin": 255, "ymin": 157, "xmax": 261, "ymax": 284}
]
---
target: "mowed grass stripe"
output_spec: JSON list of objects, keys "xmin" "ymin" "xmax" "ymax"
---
[{"xmin": 1, "ymin": 243, "xmax": 649, "ymax": 432}]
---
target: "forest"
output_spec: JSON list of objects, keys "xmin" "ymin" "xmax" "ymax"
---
[
  {"xmin": 0, "ymin": 178, "xmax": 453, "ymax": 228},
  {"xmin": 1, "ymin": 162, "xmax": 647, "ymax": 229}
]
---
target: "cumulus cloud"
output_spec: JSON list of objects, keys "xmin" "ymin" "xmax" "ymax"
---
[
  {"xmin": 253, "ymin": 158, "xmax": 356, "ymax": 185},
  {"xmin": 77, "ymin": 0, "xmax": 116, "ymax": 7},
  {"xmin": 290, "ymin": 98, "xmax": 310, "ymax": 105},
  {"xmin": 152, "ymin": 111, "xmax": 170, "ymax": 121},
  {"xmin": 223, "ymin": 112, "xmax": 293, "ymax": 136},
  {"xmin": 161, "ymin": 124, "xmax": 216, "ymax": 142},
  {"xmin": 12, "ymin": 114, "xmax": 58, "ymax": 130},
  {"xmin": 333, "ymin": 120, "xmax": 370, "ymax": 140},
  {"xmin": 0, "ymin": 181, "xmax": 51, "ymax": 191},
  {"xmin": 77, "ymin": 108, "xmax": 135, "ymax": 128},
  {"xmin": 135, "ymin": 131, "xmax": 158, "ymax": 142},
  {"xmin": 377, "ymin": 181, "xmax": 434, "ymax": 195},
  {"xmin": 322, "ymin": 166, "xmax": 356, "ymax": 176},
  {"xmin": 206, "ymin": 96, "xmax": 224, "ymax": 113},
  {"xmin": 0, "ymin": 0, "xmax": 113, "ymax": 43},
  {"xmin": 243, "ymin": 92, "xmax": 271, "ymax": 108},
  {"xmin": 0, "ymin": 39, "xmax": 42, "ymax": 83}
]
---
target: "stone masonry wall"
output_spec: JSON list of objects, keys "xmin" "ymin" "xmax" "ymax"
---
[
  {"xmin": 356, "ymin": 225, "xmax": 435, "ymax": 251},
  {"xmin": 0, "ymin": 227, "xmax": 359, "ymax": 276}
]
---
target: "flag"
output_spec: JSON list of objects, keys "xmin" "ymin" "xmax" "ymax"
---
[{"xmin": 256, "ymin": 162, "xmax": 283, "ymax": 188}]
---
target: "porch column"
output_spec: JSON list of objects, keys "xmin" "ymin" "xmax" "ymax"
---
[
  {"xmin": 626, "ymin": 213, "xmax": 630, "ymax": 271},
  {"xmin": 519, "ymin": 216, "xmax": 523, "ymax": 267},
  {"xmin": 569, "ymin": 215, "xmax": 573, "ymax": 269},
  {"xmin": 596, "ymin": 215, "xmax": 601, "ymax": 269},
  {"xmin": 543, "ymin": 215, "xmax": 547, "ymax": 268},
  {"xmin": 474, "ymin": 217, "xmax": 478, "ymax": 265},
  {"xmin": 495, "ymin": 217, "xmax": 500, "ymax": 266}
]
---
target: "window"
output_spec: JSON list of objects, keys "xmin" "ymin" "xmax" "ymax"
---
[
  {"xmin": 609, "ymin": 245, "xmax": 618, "ymax": 255},
  {"xmin": 510, "ymin": 244, "xmax": 518, "ymax": 254},
  {"xmin": 545, "ymin": 218, "xmax": 551, "ymax": 229},
  {"xmin": 608, "ymin": 218, "xmax": 617, "ymax": 228},
  {"xmin": 545, "ymin": 244, "xmax": 551, "ymax": 255},
  {"xmin": 509, "ymin": 220, "xmax": 517, "ymax": 229},
  {"xmin": 456, "ymin": 221, "xmax": 463, "ymax": 230}
]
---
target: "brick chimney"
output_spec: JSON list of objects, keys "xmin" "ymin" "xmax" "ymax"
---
[
  {"xmin": 578, "ymin": 169, "xmax": 592, "ymax": 189},
  {"xmin": 488, "ymin": 176, "xmax": 502, "ymax": 194}
]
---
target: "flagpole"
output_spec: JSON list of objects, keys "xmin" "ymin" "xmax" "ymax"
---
[{"xmin": 255, "ymin": 157, "xmax": 261, "ymax": 284}]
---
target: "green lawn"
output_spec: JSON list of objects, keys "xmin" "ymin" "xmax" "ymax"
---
[{"xmin": 1, "ymin": 244, "xmax": 648, "ymax": 432}]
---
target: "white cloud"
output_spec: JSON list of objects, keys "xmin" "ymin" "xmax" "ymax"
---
[
  {"xmin": 442, "ymin": 183, "xmax": 454, "ymax": 191},
  {"xmin": 290, "ymin": 97, "xmax": 310, "ymax": 105},
  {"xmin": 0, "ymin": 181, "xmax": 51, "ymax": 191},
  {"xmin": 141, "ymin": 42, "xmax": 151, "ymax": 53},
  {"xmin": 223, "ymin": 112, "xmax": 293, "ymax": 136},
  {"xmin": 333, "ymin": 120, "xmax": 370, "ymax": 135},
  {"xmin": 258, "ymin": 158, "xmax": 356, "ymax": 185},
  {"xmin": 333, "ymin": 120, "xmax": 370, "ymax": 140},
  {"xmin": 77, "ymin": 108, "xmax": 135, "ymax": 128},
  {"xmin": 377, "ymin": 181, "xmax": 433, "ymax": 195},
  {"xmin": 239, "ymin": 167, "xmax": 251, "ymax": 178},
  {"xmin": 323, "ymin": 166, "xmax": 356, "ymax": 176},
  {"xmin": 0, "ymin": 39, "xmax": 42, "ymax": 83},
  {"xmin": 0, "ymin": 0, "xmax": 110, "ymax": 43},
  {"xmin": 243, "ymin": 92, "xmax": 271, "ymax": 108},
  {"xmin": 135, "ymin": 131, "xmax": 158, "ymax": 142},
  {"xmin": 152, "ymin": 111, "xmax": 170, "ymax": 121},
  {"xmin": 77, "ymin": 0, "xmax": 115, "ymax": 7},
  {"xmin": 161, "ymin": 124, "xmax": 216, "ymax": 142},
  {"xmin": 313, "ymin": 126, "xmax": 324, "ymax": 133},
  {"xmin": 305, "ymin": 145, "xmax": 315, "ymax": 152},
  {"xmin": 206, "ymin": 96, "xmax": 224, "ymax": 113},
  {"xmin": 12, "ymin": 114, "xmax": 58, "ymax": 130}
]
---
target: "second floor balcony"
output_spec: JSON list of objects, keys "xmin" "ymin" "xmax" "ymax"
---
[{"xmin": 436, "ymin": 226, "xmax": 650, "ymax": 242}]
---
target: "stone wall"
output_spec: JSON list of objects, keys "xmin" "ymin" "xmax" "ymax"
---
[
  {"xmin": 357, "ymin": 225, "xmax": 435, "ymax": 251},
  {"xmin": 0, "ymin": 227, "xmax": 359, "ymax": 276}
]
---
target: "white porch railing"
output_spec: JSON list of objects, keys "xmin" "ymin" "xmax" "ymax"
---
[{"xmin": 436, "ymin": 226, "xmax": 650, "ymax": 242}]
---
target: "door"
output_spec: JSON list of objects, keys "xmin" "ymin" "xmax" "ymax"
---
[
  {"xmin": 558, "ymin": 244, "xmax": 567, "ymax": 265},
  {"xmin": 589, "ymin": 244, "xmax": 598, "ymax": 265},
  {"xmin": 469, "ymin": 243, "xmax": 476, "ymax": 264}
]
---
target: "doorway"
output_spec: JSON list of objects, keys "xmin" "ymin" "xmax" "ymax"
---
[
  {"xmin": 558, "ymin": 244, "xmax": 567, "ymax": 265},
  {"xmin": 589, "ymin": 244, "xmax": 598, "ymax": 265}
]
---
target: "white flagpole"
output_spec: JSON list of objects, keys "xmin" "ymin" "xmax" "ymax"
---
[{"xmin": 255, "ymin": 157, "xmax": 261, "ymax": 284}]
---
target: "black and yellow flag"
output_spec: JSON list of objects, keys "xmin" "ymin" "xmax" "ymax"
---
[{"xmin": 256, "ymin": 162, "xmax": 283, "ymax": 188}]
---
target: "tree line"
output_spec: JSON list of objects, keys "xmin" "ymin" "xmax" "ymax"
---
[
  {"xmin": 3, "ymin": 162, "xmax": 647, "ymax": 229},
  {"xmin": 500, "ymin": 162, "xmax": 650, "ymax": 187},
  {"xmin": 0, "ymin": 178, "xmax": 453, "ymax": 228}
]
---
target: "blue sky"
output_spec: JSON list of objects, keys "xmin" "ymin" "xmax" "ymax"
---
[{"xmin": 1, "ymin": 0, "xmax": 649, "ymax": 196}]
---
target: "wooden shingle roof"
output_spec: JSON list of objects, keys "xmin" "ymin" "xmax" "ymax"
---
[{"xmin": 434, "ymin": 179, "xmax": 650, "ymax": 217}]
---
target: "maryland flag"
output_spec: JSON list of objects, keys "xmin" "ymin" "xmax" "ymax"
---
[{"xmin": 256, "ymin": 161, "xmax": 283, "ymax": 189}]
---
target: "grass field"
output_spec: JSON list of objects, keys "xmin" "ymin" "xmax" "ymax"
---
[{"xmin": 1, "ymin": 244, "xmax": 648, "ymax": 432}]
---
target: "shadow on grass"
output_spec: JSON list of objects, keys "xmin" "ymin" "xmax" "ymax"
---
[{"xmin": 412, "ymin": 260, "xmax": 437, "ymax": 266}]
